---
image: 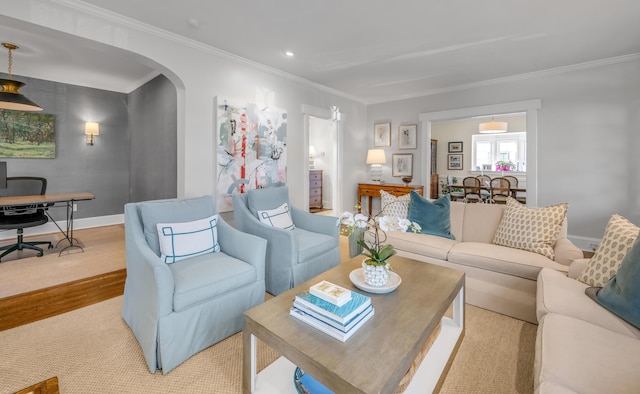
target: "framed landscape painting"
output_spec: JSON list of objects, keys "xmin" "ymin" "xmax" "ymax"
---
[{"xmin": 0, "ymin": 110, "xmax": 56, "ymax": 158}]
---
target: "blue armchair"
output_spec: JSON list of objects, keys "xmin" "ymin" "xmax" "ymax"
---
[
  {"xmin": 232, "ymin": 186, "xmax": 340, "ymax": 296},
  {"xmin": 122, "ymin": 195, "xmax": 266, "ymax": 374}
]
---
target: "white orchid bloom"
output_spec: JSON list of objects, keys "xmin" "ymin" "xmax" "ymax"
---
[
  {"xmin": 398, "ymin": 218, "xmax": 411, "ymax": 232},
  {"xmin": 354, "ymin": 213, "xmax": 368, "ymax": 229},
  {"xmin": 378, "ymin": 216, "xmax": 399, "ymax": 232}
]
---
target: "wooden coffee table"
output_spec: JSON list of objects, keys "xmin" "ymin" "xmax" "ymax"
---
[{"xmin": 243, "ymin": 256, "xmax": 465, "ymax": 393}]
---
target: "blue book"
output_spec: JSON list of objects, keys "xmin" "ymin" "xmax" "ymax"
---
[
  {"xmin": 290, "ymin": 306, "xmax": 374, "ymax": 342},
  {"xmin": 292, "ymin": 303, "xmax": 374, "ymax": 332},
  {"xmin": 296, "ymin": 367, "xmax": 334, "ymax": 394},
  {"xmin": 294, "ymin": 291, "xmax": 371, "ymax": 324}
]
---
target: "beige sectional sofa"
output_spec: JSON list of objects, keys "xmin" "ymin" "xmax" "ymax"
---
[
  {"xmin": 534, "ymin": 263, "xmax": 640, "ymax": 393},
  {"xmin": 385, "ymin": 201, "xmax": 583, "ymax": 323}
]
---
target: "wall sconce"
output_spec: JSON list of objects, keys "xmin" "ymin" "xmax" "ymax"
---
[{"xmin": 85, "ymin": 122, "xmax": 99, "ymax": 145}]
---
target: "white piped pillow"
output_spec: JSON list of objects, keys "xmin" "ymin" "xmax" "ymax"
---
[
  {"xmin": 257, "ymin": 203, "xmax": 295, "ymax": 230},
  {"xmin": 156, "ymin": 214, "xmax": 220, "ymax": 264}
]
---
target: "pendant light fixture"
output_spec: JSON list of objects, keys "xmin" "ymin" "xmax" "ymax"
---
[
  {"xmin": 479, "ymin": 116, "xmax": 507, "ymax": 133},
  {"xmin": 0, "ymin": 43, "xmax": 43, "ymax": 112}
]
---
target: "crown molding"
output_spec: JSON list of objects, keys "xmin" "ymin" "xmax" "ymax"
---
[
  {"xmin": 369, "ymin": 53, "xmax": 640, "ymax": 105},
  {"xmin": 51, "ymin": 0, "xmax": 367, "ymax": 104}
]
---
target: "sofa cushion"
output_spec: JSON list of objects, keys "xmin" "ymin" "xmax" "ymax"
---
[
  {"xmin": 168, "ymin": 251, "xmax": 257, "ymax": 312},
  {"xmin": 534, "ymin": 313, "xmax": 640, "ymax": 394},
  {"xmin": 578, "ymin": 214, "xmax": 639, "ymax": 287},
  {"xmin": 493, "ymin": 198, "xmax": 567, "ymax": 260},
  {"xmin": 139, "ymin": 195, "xmax": 216, "ymax": 256},
  {"xmin": 293, "ymin": 228, "xmax": 336, "ymax": 263},
  {"xmin": 257, "ymin": 202, "xmax": 295, "ymax": 230},
  {"xmin": 536, "ymin": 268, "xmax": 640, "ymax": 338},
  {"xmin": 448, "ymin": 242, "xmax": 568, "ymax": 281},
  {"xmin": 588, "ymin": 236, "xmax": 640, "ymax": 329},
  {"xmin": 460, "ymin": 202, "xmax": 505, "ymax": 243},
  {"xmin": 157, "ymin": 214, "xmax": 220, "ymax": 264},
  {"xmin": 384, "ymin": 230, "xmax": 458, "ymax": 261},
  {"xmin": 380, "ymin": 190, "xmax": 410, "ymax": 219},
  {"xmin": 408, "ymin": 192, "xmax": 454, "ymax": 239}
]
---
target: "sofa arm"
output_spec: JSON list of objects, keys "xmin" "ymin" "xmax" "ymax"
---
[
  {"xmin": 217, "ymin": 216, "xmax": 267, "ymax": 281},
  {"xmin": 554, "ymin": 238, "xmax": 584, "ymax": 266},
  {"xmin": 568, "ymin": 258, "xmax": 590, "ymax": 279},
  {"xmin": 291, "ymin": 205, "xmax": 339, "ymax": 238}
]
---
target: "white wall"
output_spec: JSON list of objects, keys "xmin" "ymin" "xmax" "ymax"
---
[
  {"xmin": 2, "ymin": 0, "xmax": 367, "ymax": 212},
  {"xmin": 368, "ymin": 58, "xmax": 640, "ymax": 241}
]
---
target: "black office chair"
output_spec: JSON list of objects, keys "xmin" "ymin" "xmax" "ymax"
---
[{"xmin": 0, "ymin": 177, "xmax": 53, "ymax": 261}]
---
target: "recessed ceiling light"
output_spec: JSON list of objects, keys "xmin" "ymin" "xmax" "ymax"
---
[
  {"xmin": 187, "ymin": 18, "xmax": 200, "ymax": 28},
  {"xmin": 285, "ymin": 51, "xmax": 295, "ymax": 57}
]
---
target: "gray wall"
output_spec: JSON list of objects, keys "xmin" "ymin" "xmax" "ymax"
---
[
  {"xmin": 367, "ymin": 58, "xmax": 640, "ymax": 240},
  {"xmin": 1, "ymin": 72, "xmax": 130, "ymax": 221},
  {"xmin": 128, "ymin": 75, "xmax": 177, "ymax": 202}
]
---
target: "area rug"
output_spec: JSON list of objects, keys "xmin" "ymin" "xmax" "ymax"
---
[{"xmin": 0, "ymin": 296, "xmax": 535, "ymax": 393}]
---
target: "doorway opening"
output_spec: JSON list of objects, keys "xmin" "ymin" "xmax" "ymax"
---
[{"xmin": 303, "ymin": 105, "xmax": 343, "ymax": 216}]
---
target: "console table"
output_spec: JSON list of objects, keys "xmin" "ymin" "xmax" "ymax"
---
[{"xmin": 357, "ymin": 183, "xmax": 424, "ymax": 215}]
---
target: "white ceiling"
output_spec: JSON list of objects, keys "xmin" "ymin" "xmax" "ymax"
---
[{"xmin": 2, "ymin": 0, "xmax": 640, "ymax": 103}]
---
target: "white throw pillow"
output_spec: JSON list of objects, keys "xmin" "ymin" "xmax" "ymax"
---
[
  {"xmin": 257, "ymin": 203, "xmax": 295, "ymax": 230},
  {"xmin": 156, "ymin": 214, "xmax": 220, "ymax": 264},
  {"xmin": 380, "ymin": 190, "xmax": 410, "ymax": 219}
]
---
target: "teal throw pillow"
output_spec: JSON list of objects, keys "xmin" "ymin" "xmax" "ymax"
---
[
  {"xmin": 407, "ymin": 192, "xmax": 455, "ymax": 240},
  {"xmin": 585, "ymin": 235, "xmax": 640, "ymax": 329}
]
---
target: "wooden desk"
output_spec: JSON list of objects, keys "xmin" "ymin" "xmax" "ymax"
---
[
  {"xmin": 0, "ymin": 192, "xmax": 96, "ymax": 255},
  {"xmin": 357, "ymin": 183, "xmax": 424, "ymax": 215}
]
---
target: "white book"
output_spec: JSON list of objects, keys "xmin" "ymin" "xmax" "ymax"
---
[
  {"xmin": 290, "ymin": 306, "xmax": 374, "ymax": 342},
  {"xmin": 309, "ymin": 280, "xmax": 352, "ymax": 306}
]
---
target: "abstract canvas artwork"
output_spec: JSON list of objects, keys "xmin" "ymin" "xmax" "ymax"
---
[
  {"xmin": 216, "ymin": 98, "xmax": 287, "ymax": 212},
  {"xmin": 0, "ymin": 109, "xmax": 56, "ymax": 158}
]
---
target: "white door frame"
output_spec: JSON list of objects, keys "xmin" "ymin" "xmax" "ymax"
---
[
  {"xmin": 419, "ymin": 99, "xmax": 541, "ymax": 207},
  {"xmin": 302, "ymin": 104, "xmax": 344, "ymax": 213}
]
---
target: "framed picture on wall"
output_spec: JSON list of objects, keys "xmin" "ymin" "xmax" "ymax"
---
[
  {"xmin": 448, "ymin": 141, "xmax": 463, "ymax": 153},
  {"xmin": 374, "ymin": 122, "xmax": 391, "ymax": 147},
  {"xmin": 398, "ymin": 124, "xmax": 417, "ymax": 149},
  {"xmin": 392, "ymin": 153, "xmax": 413, "ymax": 176},
  {"xmin": 448, "ymin": 154, "xmax": 463, "ymax": 170}
]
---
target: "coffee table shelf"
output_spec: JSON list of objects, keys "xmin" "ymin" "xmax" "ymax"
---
[
  {"xmin": 252, "ymin": 312, "xmax": 463, "ymax": 393},
  {"xmin": 244, "ymin": 256, "xmax": 465, "ymax": 394}
]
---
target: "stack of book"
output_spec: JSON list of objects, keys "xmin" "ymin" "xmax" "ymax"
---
[{"xmin": 290, "ymin": 280, "xmax": 374, "ymax": 342}]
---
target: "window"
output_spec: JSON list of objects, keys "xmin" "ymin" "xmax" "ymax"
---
[{"xmin": 471, "ymin": 132, "xmax": 526, "ymax": 172}]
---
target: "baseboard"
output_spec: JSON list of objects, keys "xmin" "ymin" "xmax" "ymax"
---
[{"xmin": 0, "ymin": 214, "xmax": 124, "ymax": 241}]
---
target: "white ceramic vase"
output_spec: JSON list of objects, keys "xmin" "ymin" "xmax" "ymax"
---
[{"xmin": 362, "ymin": 260, "xmax": 391, "ymax": 287}]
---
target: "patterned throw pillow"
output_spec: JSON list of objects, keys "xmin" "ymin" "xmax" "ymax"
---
[
  {"xmin": 578, "ymin": 215, "xmax": 639, "ymax": 287},
  {"xmin": 380, "ymin": 190, "xmax": 410, "ymax": 219},
  {"xmin": 257, "ymin": 202, "xmax": 296, "ymax": 230},
  {"xmin": 493, "ymin": 197, "xmax": 568, "ymax": 260}
]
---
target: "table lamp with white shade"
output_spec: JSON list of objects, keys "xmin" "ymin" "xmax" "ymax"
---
[{"xmin": 366, "ymin": 149, "xmax": 386, "ymax": 183}]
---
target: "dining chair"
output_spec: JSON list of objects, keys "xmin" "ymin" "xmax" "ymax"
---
[
  {"xmin": 462, "ymin": 177, "xmax": 482, "ymax": 203},
  {"xmin": 447, "ymin": 175, "xmax": 464, "ymax": 202},
  {"xmin": 490, "ymin": 177, "xmax": 511, "ymax": 204},
  {"xmin": 476, "ymin": 175, "xmax": 492, "ymax": 202},
  {"xmin": 503, "ymin": 175, "xmax": 526, "ymax": 204}
]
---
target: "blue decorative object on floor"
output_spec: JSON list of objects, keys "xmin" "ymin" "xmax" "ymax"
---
[{"xmin": 294, "ymin": 367, "xmax": 334, "ymax": 394}]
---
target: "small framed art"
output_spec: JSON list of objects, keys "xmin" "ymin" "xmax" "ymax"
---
[
  {"xmin": 392, "ymin": 153, "xmax": 413, "ymax": 176},
  {"xmin": 374, "ymin": 122, "xmax": 391, "ymax": 147},
  {"xmin": 398, "ymin": 124, "xmax": 417, "ymax": 149},
  {"xmin": 448, "ymin": 154, "xmax": 463, "ymax": 170},
  {"xmin": 448, "ymin": 141, "xmax": 463, "ymax": 153}
]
